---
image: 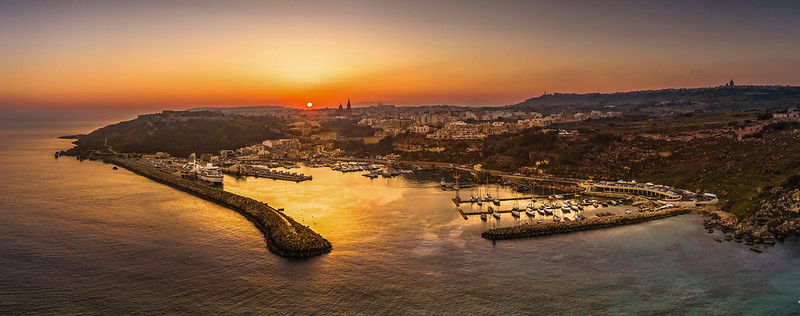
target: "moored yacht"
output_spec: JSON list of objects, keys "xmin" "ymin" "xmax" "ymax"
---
[{"xmin": 182, "ymin": 162, "xmax": 223, "ymax": 184}]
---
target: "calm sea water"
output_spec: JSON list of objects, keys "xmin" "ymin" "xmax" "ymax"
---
[{"xmin": 1, "ymin": 120, "xmax": 799, "ymax": 315}]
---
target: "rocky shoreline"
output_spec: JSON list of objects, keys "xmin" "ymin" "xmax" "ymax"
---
[
  {"xmin": 104, "ymin": 156, "xmax": 332, "ymax": 258},
  {"xmin": 702, "ymin": 178, "xmax": 800, "ymax": 245},
  {"xmin": 702, "ymin": 211, "xmax": 800, "ymax": 246},
  {"xmin": 481, "ymin": 208, "xmax": 692, "ymax": 240}
]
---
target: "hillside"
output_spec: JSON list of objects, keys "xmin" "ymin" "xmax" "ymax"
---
[
  {"xmin": 507, "ymin": 85, "xmax": 800, "ymax": 115},
  {"xmin": 68, "ymin": 111, "xmax": 289, "ymax": 157}
]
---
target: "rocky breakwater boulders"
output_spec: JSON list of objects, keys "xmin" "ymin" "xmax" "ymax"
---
[
  {"xmin": 105, "ymin": 156, "xmax": 332, "ymax": 258},
  {"xmin": 482, "ymin": 208, "xmax": 692, "ymax": 240},
  {"xmin": 703, "ymin": 182, "xmax": 800, "ymax": 245}
]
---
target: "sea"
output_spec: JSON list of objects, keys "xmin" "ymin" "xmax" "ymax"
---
[{"xmin": 1, "ymin": 118, "xmax": 799, "ymax": 315}]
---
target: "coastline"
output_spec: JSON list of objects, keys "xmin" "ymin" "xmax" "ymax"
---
[{"xmin": 104, "ymin": 156, "xmax": 332, "ymax": 258}]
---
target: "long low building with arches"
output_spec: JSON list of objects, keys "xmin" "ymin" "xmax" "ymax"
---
[{"xmin": 584, "ymin": 181, "xmax": 682, "ymax": 201}]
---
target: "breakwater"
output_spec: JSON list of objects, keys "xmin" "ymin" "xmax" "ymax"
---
[
  {"xmin": 481, "ymin": 208, "xmax": 693, "ymax": 240},
  {"xmin": 105, "ymin": 156, "xmax": 332, "ymax": 258}
]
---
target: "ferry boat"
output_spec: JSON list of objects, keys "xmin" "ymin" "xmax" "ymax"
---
[{"xmin": 182, "ymin": 162, "xmax": 223, "ymax": 184}]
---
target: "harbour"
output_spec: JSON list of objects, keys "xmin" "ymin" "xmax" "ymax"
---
[{"xmin": 2, "ymin": 123, "xmax": 800, "ymax": 315}]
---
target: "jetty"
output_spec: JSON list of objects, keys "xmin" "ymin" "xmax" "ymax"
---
[
  {"xmin": 481, "ymin": 208, "xmax": 692, "ymax": 240},
  {"xmin": 452, "ymin": 196, "xmax": 540, "ymax": 206},
  {"xmin": 229, "ymin": 164, "xmax": 312, "ymax": 182},
  {"xmin": 105, "ymin": 156, "xmax": 331, "ymax": 258}
]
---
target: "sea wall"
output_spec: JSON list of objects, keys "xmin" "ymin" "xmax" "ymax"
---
[
  {"xmin": 481, "ymin": 208, "xmax": 692, "ymax": 240},
  {"xmin": 105, "ymin": 156, "xmax": 332, "ymax": 258}
]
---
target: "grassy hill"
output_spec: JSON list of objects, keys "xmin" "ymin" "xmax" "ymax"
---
[
  {"xmin": 70, "ymin": 111, "xmax": 289, "ymax": 157},
  {"xmin": 507, "ymin": 85, "xmax": 800, "ymax": 115}
]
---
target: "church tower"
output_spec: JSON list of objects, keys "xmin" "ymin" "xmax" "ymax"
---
[{"xmin": 346, "ymin": 98, "xmax": 351, "ymax": 111}]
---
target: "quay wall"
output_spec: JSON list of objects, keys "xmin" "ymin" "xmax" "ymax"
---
[
  {"xmin": 481, "ymin": 208, "xmax": 693, "ymax": 240},
  {"xmin": 106, "ymin": 156, "xmax": 332, "ymax": 258}
]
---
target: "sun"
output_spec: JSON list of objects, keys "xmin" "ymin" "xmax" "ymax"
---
[{"xmin": 307, "ymin": 102, "xmax": 313, "ymax": 108}]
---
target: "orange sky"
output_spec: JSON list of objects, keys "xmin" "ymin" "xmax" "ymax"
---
[{"xmin": 1, "ymin": 1, "xmax": 799, "ymax": 109}]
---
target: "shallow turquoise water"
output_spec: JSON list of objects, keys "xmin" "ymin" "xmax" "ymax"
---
[{"xmin": 1, "ymin": 120, "xmax": 798, "ymax": 314}]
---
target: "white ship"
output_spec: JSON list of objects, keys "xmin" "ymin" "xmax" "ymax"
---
[{"xmin": 182, "ymin": 162, "xmax": 224, "ymax": 184}]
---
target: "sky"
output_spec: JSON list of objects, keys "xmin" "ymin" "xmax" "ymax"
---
[{"xmin": 1, "ymin": 0, "xmax": 799, "ymax": 110}]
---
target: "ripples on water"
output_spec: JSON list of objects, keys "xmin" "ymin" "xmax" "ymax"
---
[{"xmin": 1, "ymin": 120, "xmax": 799, "ymax": 314}]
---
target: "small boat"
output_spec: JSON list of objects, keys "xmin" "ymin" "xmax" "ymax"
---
[
  {"xmin": 536, "ymin": 219, "xmax": 543, "ymax": 224},
  {"xmin": 493, "ymin": 211, "xmax": 501, "ymax": 219},
  {"xmin": 537, "ymin": 208, "xmax": 546, "ymax": 216},
  {"xmin": 493, "ymin": 198, "xmax": 501, "ymax": 206},
  {"xmin": 526, "ymin": 208, "xmax": 537, "ymax": 217},
  {"xmin": 511, "ymin": 210, "xmax": 520, "ymax": 217},
  {"xmin": 112, "ymin": 166, "xmax": 118, "ymax": 170},
  {"xmin": 362, "ymin": 172, "xmax": 378, "ymax": 178},
  {"xmin": 487, "ymin": 205, "xmax": 494, "ymax": 212},
  {"xmin": 476, "ymin": 199, "xmax": 483, "ymax": 206},
  {"xmin": 553, "ymin": 216, "xmax": 561, "ymax": 222},
  {"xmin": 480, "ymin": 213, "xmax": 487, "ymax": 221},
  {"xmin": 601, "ymin": 202, "xmax": 608, "ymax": 207}
]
